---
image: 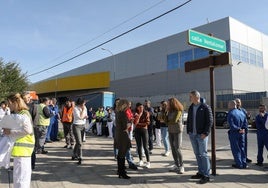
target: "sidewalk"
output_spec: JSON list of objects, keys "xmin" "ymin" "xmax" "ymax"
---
[{"xmin": 1, "ymin": 132, "xmax": 268, "ymax": 188}]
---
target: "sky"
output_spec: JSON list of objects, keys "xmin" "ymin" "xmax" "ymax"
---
[{"xmin": 0, "ymin": 0, "xmax": 267, "ymax": 83}]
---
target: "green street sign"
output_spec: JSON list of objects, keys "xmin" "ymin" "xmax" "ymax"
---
[{"xmin": 188, "ymin": 29, "xmax": 226, "ymax": 53}]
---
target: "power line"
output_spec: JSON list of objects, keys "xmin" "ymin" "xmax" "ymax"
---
[
  {"xmin": 28, "ymin": 0, "xmax": 192, "ymax": 77},
  {"xmin": 29, "ymin": 0, "xmax": 167, "ymax": 73}
]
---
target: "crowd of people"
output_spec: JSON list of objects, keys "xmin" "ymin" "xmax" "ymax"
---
[{"xmin": 0, "ymin": 90, "xmax": 268, "ymax": 187}]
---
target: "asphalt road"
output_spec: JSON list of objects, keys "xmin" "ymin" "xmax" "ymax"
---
[{"xmin": 181, "ymin": 126, "xmax": 261, "ymax": 162}]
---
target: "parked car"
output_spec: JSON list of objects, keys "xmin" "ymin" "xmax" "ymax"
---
[
  {"xmin": 215, "ymin": 111, "xmax": 229, "ymax": 128},
  {"xmin": 248, "ymin": 117, "xmax": 256, "ymax": 129}
]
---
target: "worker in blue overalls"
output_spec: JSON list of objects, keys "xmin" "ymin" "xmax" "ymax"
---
[
  {"xmin": 235, "ymin": 98, "xmax": 252, "ymax": 163},
  {"xmin": 227, "ymin": 100, "xmax": 248, "ymax": 169},
  {"xmin": 255, "ymin": 104, "xmax": 268, "ymax": 166}
]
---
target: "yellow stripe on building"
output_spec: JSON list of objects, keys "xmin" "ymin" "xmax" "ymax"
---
[{"xmin": 31, "ymin": 72, "xmax": 110, "ymax": 94}]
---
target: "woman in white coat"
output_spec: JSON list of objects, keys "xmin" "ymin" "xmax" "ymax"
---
[{"xmin": 2, "ymin": 93, "xmax": 35, "ymax": 188}]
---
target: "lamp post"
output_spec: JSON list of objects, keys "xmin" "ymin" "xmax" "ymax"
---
[{"xmin": 101, "ymin": 48, "xmax": 115, "ymax": 80}]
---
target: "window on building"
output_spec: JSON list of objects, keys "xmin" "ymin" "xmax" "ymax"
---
[
  {"xmin": 240, "ymin": 44, "xmax": 249, "ymax": 63},
  {"xmin": 256, "ymin": 50, "xmax": 263, "ymax": 67},
  {"xmin": 231, "ymin": 40, "xmax": 240, "ymax": 61},
  {"xmin": 167, "ymin": 53, "xmax": 179, "ymax": 70},
  {"xmin": 226, "ymin": 40, "xmax": 231, "ymax": 52},
  {"xmin": 194, "ymin": 48, "xmax": 208, "ymax": 59},
  {"xmin": 249, "ymin": 47, "xmax": 256, "ymax": 65},
  {"xmin": 179, "ymin": 49, "xmax": 193, "ymax": 68},
  {"xmin": 231, "ymin": 40, "xmax": 263, "ymax": 68}
]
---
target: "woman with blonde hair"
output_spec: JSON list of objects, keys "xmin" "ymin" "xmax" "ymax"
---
[
  {"xmin": 2, "ymin": 93, "xmax": 35, "ymax": 188},
  {"xmin": 166, "ymin": 97, "xmax": 185, "ymax": 174},
  {"xmin": 115, "ymin": 99, "xmax": 132, "ymax": 179}
]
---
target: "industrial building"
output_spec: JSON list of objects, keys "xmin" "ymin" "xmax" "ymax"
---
[{"xmin": 32, "ymin": 16, "xmax": 268, "ymax": 111}]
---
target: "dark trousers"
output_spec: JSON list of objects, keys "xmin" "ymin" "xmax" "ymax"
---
[
  {"xmin": 135, "ymin": 128, "xmax": 150, "ymax": 162},
  {"xmin": 257, "ymin": 130, "xmax": 268, "ymax": 163},
  {"xmin": 147, "ymin": 124, "xmax": 154, "ymax": 151},
  {"xmin": 31, "ymin": 150, "xmax": 36, "ymax": 169},
  {"xmin": 63, "ymin": 122, "xmax": 74, "ymax": 146},
  {"xmin": 34, "ymin": 125, "xmax": 48, "ymax": 152}
]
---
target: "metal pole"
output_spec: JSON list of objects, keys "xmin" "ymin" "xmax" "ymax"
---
[
  {"xmin": 8, "ymin": 168, "xmax": 11, "ymax": 188},
  {"xmin": 210, "ymin": 57, "xmax": 216, "ymax": 176},
  {"xmin": 208, "ymin": 32, "xmax": 217, "ymax": 176},
  {"xmin": 101, "ymin": 48, "xmax": 115, "ymax": 80}
]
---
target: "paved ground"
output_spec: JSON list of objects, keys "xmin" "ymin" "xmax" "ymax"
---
[{"xmin": 1, "ymin": 131, "xmax": 268, "ymax": 188}]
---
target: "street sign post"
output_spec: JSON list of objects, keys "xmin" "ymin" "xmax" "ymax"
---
[
  {"xmin": 188, "ymin": 29, "xmax": 226, "ymax": 53},
  {"xmin": 185, "ymin": 51, "xmax": 231, "ymax": 176},
  {"xmin": 185, "ymin": 52, "xmax": 231, "ymax": 72},
  {"xmin": 186, "ymin": 30, "xmax": 228, "ymax": 175}
]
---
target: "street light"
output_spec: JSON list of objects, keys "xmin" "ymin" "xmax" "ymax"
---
[{"xmin": 101, "ymin": 48, "xmax": 115, "ymax": 80}]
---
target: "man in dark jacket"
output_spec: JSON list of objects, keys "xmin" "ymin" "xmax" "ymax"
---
[{"xmin": 187, "ymin": 90, "xmax": 213, "ymax": 184}]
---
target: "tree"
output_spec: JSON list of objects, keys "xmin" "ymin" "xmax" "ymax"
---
[{"xmin": 0, "ymin": 58, "xmax": 29, "ymax": 100}]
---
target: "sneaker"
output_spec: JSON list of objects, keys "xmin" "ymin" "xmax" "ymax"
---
[
  {"xmin": 164, "ymin": 151, "xmax": 170, "ymax": 157},
  {"xmin": 138, "ymin": 160, "xmax": 144, "ymax": 167},
  {"xmin": 177, "ymin": 166, "xmax": 185, "ymax": 174},
  {"xmin": 169, "ymin": 165, "xmax": 178, "ymax": 172},
  {"xmin": 63, "ymin": 145, "xmax": 68, "ymax": 148},
  {"xmin": 191, "ymin": 172, "xmax": 204, "ymax": 179},
  {"xmin": 145, "ymin": 162, "xmax": 150, "ymax": 168},
  {"xmin": 67, "ymin": 145, "xmax": 73, "ymax": 149},
  {"xmin": 199, "ymin": 176, "xmax": 210, "ymax": 184}
]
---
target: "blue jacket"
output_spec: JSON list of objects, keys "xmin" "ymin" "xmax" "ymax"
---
[
  {"xmin": 227, "ymin": 108, "xmax": 247, "ymax": 132},
  {"xmin": 186, "ymin": 103, "xmax": 213, "ymax": 136}
]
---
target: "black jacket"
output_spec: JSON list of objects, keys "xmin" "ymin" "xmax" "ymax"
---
[{"xmin": 186, "ymin": 103, "xmax": 213, "ymax": 136}]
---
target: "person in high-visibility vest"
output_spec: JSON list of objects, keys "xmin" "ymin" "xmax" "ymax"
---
[
  {"xmin": 95, "ymin": 106, "xmax": 105, "ymax": 136},
  {"xmin": 61, "ymin": 98, "xmax": 75, "ymax": 149},
  {"xmin": 34, "ymin": 97, "xmax": 53, "ymax": 154},
  {"xmin": 22, "ymin": 91, "xmax": 37, "ymax": 170},
  {"xmin": 2, "ymin": 93, "xmax": 35, "ymax": 188}
]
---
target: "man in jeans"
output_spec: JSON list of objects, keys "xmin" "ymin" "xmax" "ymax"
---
[{"xmin": 187, "ymin": 90, "xmax": 213, "ymax": 184}]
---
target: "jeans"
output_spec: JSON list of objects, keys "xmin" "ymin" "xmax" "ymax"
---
[
  {"xmin": 126, "ymin": 149, "xmax": 134, "ymax": 165},
  {"xmin": 161, "ymin": 127, "xmax": 170, "ymax": 152},
  {"xmin": 96, "ymin": 122, "xmax": 102, "ymax": 136},
  {"xmin": 46, "ymin": 123, "xmax": 52, "ymax": 141},
  {"xmin": 189, "ymin": 133, "xmax": 210, "ymax": 177},
  {"xmin": 155, "ymin": 128, "xmax": 161, "ymax": 146}
]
